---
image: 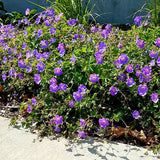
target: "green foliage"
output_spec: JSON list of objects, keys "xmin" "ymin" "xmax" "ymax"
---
[
  {"xmin": 0, "ymin": 1, "xmax": 6, "ymax": 12},
  {"xmin": 0, "ymin": 9, "xmax": 37, "ymax": 25},
  {"xmin": 47, "ymin": 0, "xmax": 94, "ymax": 25},
  {"xmin": 0, "ymin": 9, "xmax": 159, "ymax": 146},
  {"xmin": 147, "ymin": 0, "xmax": 160, "ymax": 25},
  {"xmin": 0, "ymin": 1, "xmax": 6, "ymax": 22}
]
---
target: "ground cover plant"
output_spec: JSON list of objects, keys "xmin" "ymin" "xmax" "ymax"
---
[{"xmin": 0, "ymin": 8, "xmax": 160, "ymax": 149}]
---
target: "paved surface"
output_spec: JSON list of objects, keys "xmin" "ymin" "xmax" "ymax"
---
[{"xmin": 0, "ymin": 117, "xmax": 159, "ymax": 160}]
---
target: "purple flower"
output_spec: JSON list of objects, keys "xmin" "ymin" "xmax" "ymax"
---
[
  {"xmin": 68, "ymin": 100, "xmax": 75, "ymax": 108},
  {"xmin": 101, "ymin": 25, "xmax": 112, "ymax": 39},
  {"xmin": 118, "ymin": 73, "xmax": 126, "ymax": 82},
  {"xmin": 54, "ymin": 67, "xmax": 63, "ymax": 76},
  {"xmin": 34, "ymin": 74, "xmax": 41, "ymax": 84},
  {"xmin": 95, "ymin": 51, "xmax": 102, "ymax": 57},
  {"xmin": 59, "ymin": 83, "xmax": 67, "ymax": 91},
  {"xmin": 46, "ymin": 9, "xmax": 55, "ymax": 17},
  {"xmin": 132, "ymin": 110, "xmax": 140, "ymax": 119},
  {"xmin": 79, "ymin": 34, "xmax": 85, "ymax": 41},
  {"xmin": 31, "ymin": 97, "xmax": 37, "ymax": 106},
  {"xmin": 89, "ymin": 74, "xmax": 99, "ymax": 83},
  {"xmin": 118, "ymin": 54, "xmax": 129, "ymax": 65},
  {"xmin": 138, "ymin": 74, "xmax": 145, "ymax": 83},
  {"xmin": 44, "ymin": 19, "xmax": 51, "ymax": 26},
  {"xmin": 136, "ymin": 38, "xmax": 145, "ymax": 49},
  {"xmin": 73, "ymin": 91, "xmax": 83, "ymax": 102},
  {"xmin": 2, "ymin": 56, "xmax": 7, "ymax": 64},
  {"xmin": 70, "ymin": 55, "xmax": 76, "ymax": 63},
  {"xmin": 50, "ymin": 27, "xmax": 56, "ymax": 35},
  {"xmin": 35, "ymin": 17, "xmax": 41, "ymax": 24},
  {"xmin": 105, "ymin": 24, "xmax": 112, "ymax": 31},
  {"xmin": 57, "ymin": 60, "xmax": 63, "ymax": 64},
  {"xmin": 138, "ymin": 84, "xmax": 148, "ymax": 96},
  {"xmin": 54, "ymin": 126, "xmax": 61, "ymax": 133},
  {"xmin": 26, "ymin": 65, "xmax": 32, "ymax": 73},
  {"xmin": 27, "ymin": 104, "xmax": 32, "ymax": 113},
  {"xmin": 54, "ymin": 13, "xmax": 63, "ymax": 22},
  {"xmin": 2, "ymin": 73, "xmax": 7, "ymax": 82},
  {"xmin": 90, "ymin": 26, "xmax": 98, "ymax": 33},
  {"xmin": 50, "ymin": 38, "xmax": 56, "ymax": 44},
  {"xmin": 141, "ymin": 66, "xmax": 152, "ymax": 76},
  {"xmin": 78, "ymin": 84, "xmax": 87, "ymax": 94},
  {"xmin": 25, "ymin": 8, "xmax": 30, "ymax": 16},
  {"xmin": 114, "ymin": 59, "xmax": 122, "ymax": 69},
  {"xmin": 143, "ymin": 75, "xmax": 152, "ymax": 83},
  {"xmin": 95, "ymin": 52, "xmax": 103, "ymax": 64},
  {"xmin": 98, "ymin": 42, "xmax": 107, "ymax": 53},
  {"xmin": 23, "ymin": 30, "xmax": 28, "ymax": 36},
  {"xmin": 42, "ymin": 52, "xmax": 50, "ymax": 60},
  {"xmin": 18, "ymin": 59, "xmax": 26, "ymax": 69},
  {"xmin": 101, "ymin": 29, "xmax": 110, "ymax": 39},
  {"xmin": 40, "ymin": 40, "xmax": 48, "ymax": 49},
  {"xmin": 67, "ymin": 19, "xmax": 77, "ymax": 26},
  {"xmin": 95, "ymin": 55, "xmax": 103, "ymax": 64},
  {"xmin": 8, "ymin": 69, "xmax": 16, "ymax": 78},
  {"xmin": 157, "ymin": 57, "xmax": 160, "ymax": 67},
  {"xmin": 99, "ymin": 118, "xmax": 109, "ymax": 128},
  {"xmin": 17, "ymin": 53, "xmax": 22, "ymax": 59},
  {"xmin": 126, "ymin": 77, "xmax": 135, "ymax": 87},
  {"xmin": 50, "ymin": 84, "xmax": 59, "ymax": 93},
  {"xmin": 126, "ymin": 64, "xmax": 134, "ymax": 73},
  {"xmin": 118, "ymin": 42, "xmax": 123, "ymax": 49},
  {"xmin": 33, "ymin": 49, "xmax": 38, "ymax": 57},
  {"xmin": 78, "ymin": 131, "xmax": 87, "ymax": 139},
  {"xmin": 18, "ymin": 73, "xmax": 24, "ymax": 80},
  {"xmin": 155, "ymin": 38, "xmax": 160, "ymax": 48},
  {"xmin": 109, "ymin": 86, "xmax": 119, "ymax": 96},
  {"xmin": 53, "ymin": 115, "xmax": 63, "ymax": 125},
  {"xmin": 135, "ymin": 70, "xmax": 141, "ymax": 77},
  {"xmin": 134, "ymin": 16, "xmax": 142, "ymax": 26},
  {"xmin": 22, "ymin": 43, "xmax": 27, "ymax": 50},
  {"xmin": 149, "ymin": 60, "xmax": 155, "ymax": 67},
  {"xmin": 150, "ymin": 93, "xmax": 159, "ymax": 103},
  {"xmin": 26, "ymin": 50, "xmax": 33, "ymax": 59},
  {"xmin": 73, "ymin": 34, "xmax": 79, "ymax": 41},
  {"xmin": 37, "ymin": 29, "xmax": 43, "ymax": 38},
  {"xmin": 80, "ymin": 119, "xmax": 86, "ymax": 128},
  {"xmin": 149, "ymin": 50, "xmax": 158, "ymax": 59},
  {"xmin": 57, "ymin": 43, "xmax": 65, "ymax": 57},
  {"xmin": 135, "ymin": 64, "xmax": 141, "ymax": 69},
  {"xmin": 50, "ymin": 77, "xmax": 57, "ymax": 84},
  {"xmin": 37, "ymin": 62, "xmax": 45, "ymax": 73}
]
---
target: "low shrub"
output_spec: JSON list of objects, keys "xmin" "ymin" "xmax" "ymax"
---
[{"xmin": 0, "ymin": 8, "xmax": 159, "ymax": 145}]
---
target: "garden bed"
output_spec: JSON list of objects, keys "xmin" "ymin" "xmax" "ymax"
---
[{"xmin": 0, "ymin": 8, "xmax": 160, "ymax": 151}]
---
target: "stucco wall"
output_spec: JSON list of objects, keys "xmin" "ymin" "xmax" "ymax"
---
[
  {"xmin": 89, "ymin": 0, "xmax": 148, "ymax": 24},
  {"xmin": 1, "ymin": 0, "xmax": 148, "ymax": 24}
]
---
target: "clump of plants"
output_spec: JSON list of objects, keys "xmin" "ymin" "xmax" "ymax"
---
[
  {"xmin": 0, "ymin": 8, "xmax": 159, "ymax": 147},
  {"xmin": 147, "ymin": 0, "xmax": 160, "ymax": 25},
  {"xmin": 0, "ymin": 8, "xmax": 37, "ymax": 25},
  {"xmin": 46, "ymin": 0, "xmax": 93, "ymax": 25}
]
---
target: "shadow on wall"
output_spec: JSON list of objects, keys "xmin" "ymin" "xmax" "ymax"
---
[
  {"xmin": 2, "ymin": 0, "xmax": 147, "ymax": 24},
  {"xmin": 89, "ymin": 0, "xmax": 148, "ymax": 24},
  {"xmin": 1, "ymin": 0, "xmax": 49, "ymax": 14}
]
